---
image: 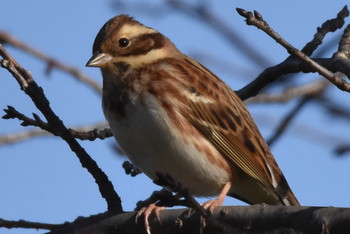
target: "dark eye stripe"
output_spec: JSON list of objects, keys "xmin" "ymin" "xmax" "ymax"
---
[{"xmin": 118, "ymin": 33, "xmax": 166, "ymax": 57}]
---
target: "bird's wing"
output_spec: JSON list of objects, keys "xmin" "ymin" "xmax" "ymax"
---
[{"xmin": 178, "ymin": 57, "xmax": 283, "ymax": 200}]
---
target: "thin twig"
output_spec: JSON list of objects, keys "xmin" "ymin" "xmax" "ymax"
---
[
  {"xmin": 153, "ymin": 173, "xmax": 209, "ymax": 217},
  {"xmin": 332, "ymin": 23, "xmax": 350, "ymax": 76},
  {"xmin": 335, "ymin": 23, "xmax": 350, "ymax": 59},
  {"xmin": 0, "ymin": 218, "xmax": 67, "ymax": 231},
  {"xmin": 166, "ymin": 0, "xmax": 270, "ymax": 67},
  {"xmin": 0, "ymin": 122, "xmax": 111, "ymax": 145},
  {"xmin": 112, "ymin": 0, "xmax": 271, "ymax": 67},
  {"xmin": 302, "ymin": 6, "xmax": 350, "ymax": 56},
  {"xmin": 236, "ymin": 7, "xmax": 350, "ymax": 100},
  {"xmin": 69, "ymin": 124, "xmax": 112, "ymax": 141},
  {"xmin": 236, "ymin": 7, "xmax": 350, "ymax": 94},
  {"xmin": 0, "ymin": 44, "xmax": 122, "ymax": 212},
  {"xmin": 267, "ymin": 96, "xmax": 312, "ymax": 146},
  {"xmin": 135, "ymin": 189, "xmax": 174, "ymax": 211},
  {"xmin": 236, "ymin": 57, "xmax": 349, "ymax": 100},
  {"xmin": 246, "ymin": 80, "xmax": 329, "ymax": 104},
  {"xmin": 0, "ymin": 31, "xmax": 102, "ymax": 95}
]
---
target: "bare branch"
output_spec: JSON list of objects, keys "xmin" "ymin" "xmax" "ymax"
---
[
  {"xmin": 237, "ymin": 8, "xmax": 350, "ymax": 100},
  {"xmin": 246, "ymin": 79, "xmax": 329, "ymax": 104},
  {"xmin": 165, "ymin": 0, "xmax": 270, "ymax": 67},
  {"xmin": 0, "ymin": 218, "xmax": 66, "ymax": 231},
  {"xmin": 0, "ymin": 31, "xmax": 102, "ymax": 95},
  {"xmin": 134, "ymin": 173, "xmax": 211, "ymax": 219},
  {"xmin": 69, "ymin": 124, "xmax": 112, "ymax": 141},
  {"xmin": 112, "ymin": 0, "xmax": 271, "ymax": 67},
  {"xmin": 135, "ymin": 189, "xmax": 176, "ymax": 210},
  {"xmin": 153, "ymin": 173, "xmax": 209, "ymax": 218},
  {"xmin": 332, "ymin": 23, "xmax": 350, "ymax": 78},
  {"xmin": 267, "ymin": 96, "xmax": 312, "ymax": 146},
  {"xmin": 236, "ymin": 7, "xmax": 350, "ymax": 96},
  {"xmin": 47, "ymin": 206, "xmax": 350, "ymax": 234},
  {"xmin": 2, "ymin": 105, "xmax": 46, "ymax": 128},
  {"xmin": 236, "ymin": 57, "xmax": 349, "ymax": 100},
  {"xmin": 0, "ymin": 122, "xmax": 111, "ymax": 145},
  {"xmin": 0, "ymin": 128, "xmax": 49, "ymax": 145},
  {"xmin": 0, "ymin": 44, "xmax": 122, "ymax": 212},
  {"xmin": 302, "ymin": 6, "xmax": 350, "ymax": 56},
  {"xmin": 335, "ymin": 23, "xmax": 350, "ymax": 59}
]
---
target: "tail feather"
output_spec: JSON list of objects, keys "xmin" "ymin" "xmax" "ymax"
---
[{"xmin": 275, "ymin": 174, "xmax": 299, "ymax": 206}]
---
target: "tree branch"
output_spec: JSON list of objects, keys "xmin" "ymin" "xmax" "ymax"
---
[
  {"xmin": 112, "ymin": 0, "xmax": 271, "ymax": 67},
  {"xmin": 267, "ymin": 96, "xmax": 312, "ymax": 146},
  {"xmin": 301, "ymin": 6, "xmax": 350, "ymax": 56},
  {"xmin": 0, "ymin": 44, "xmax": 122, "ymax": 212},
  {"xmin": 236, "ymin": 6, "xmax": 350, "ymax": 100},
  {"xmin": 47, "ymin": 206, "xmax": 350, "ymax": 234},
  {"xmin": 165, "ymin": 0, "xmax": 270, "ymax": 67},
  {"xmin": 0, "ymin": 31, "xmax": 102, "ymax": 95},
  {"xmin": 0, "ymin": 218, "xmax": 67, "ymax": 231},
  {"xmin": 246, "ymin": 79, "xmax": 328, "ymax": 104},
  {"xmin": 0, "ymin": 121, "xmax": 112, "ymax": 145}
]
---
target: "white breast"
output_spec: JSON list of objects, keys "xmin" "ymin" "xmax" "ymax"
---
[{"xmin": 104, "ymin": 92, "xmax": 230, "ymax": 197}]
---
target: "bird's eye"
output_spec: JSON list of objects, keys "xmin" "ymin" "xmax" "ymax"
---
[{"xmin": 118, "ymin": 38, "xmax": 129, "ymax": 48}]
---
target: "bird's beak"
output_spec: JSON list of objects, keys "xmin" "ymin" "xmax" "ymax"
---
[{"xmin": 86, "ymin": 52, "xmax": 112, "ymax": 67}]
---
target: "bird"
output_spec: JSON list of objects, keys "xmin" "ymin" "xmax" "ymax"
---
[{"xmin": 86, "ymin": 14, "xmax": 299, "ymax": 222}]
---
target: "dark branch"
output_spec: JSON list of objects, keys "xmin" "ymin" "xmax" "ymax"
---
[
  {"xmin": 333, "ymin": 23, "xmax": 350, "ymax": 77},
  {"xmin": 302, "ymin": 6, "xmax": 350, "ymax": 56},
  {"xmin": 47, "ymin": 206, "xmax": 350, "ymax": 234},
  {"xmin": 0, "ymin": 44, "xmax": 122, "ymax": 212},
  {"xmin": 0, "ymin": 122, "xmax": 112, "ymax": 146},
  {"xmin": 236, "ymin": 57, "xmax": 349, "ymax": 100},
  {"xmin": 3, "ymin": 105, "xmax": 47, "ymax": 128},
  {"xmin": 135, "ymin": 189, "xmax": 177, "ymax": 211},
  {"xmin": 236, "ymin": 6, "xmax": 350, "ymax": 100},
  {"xmin": 153, "ymin": 173, "xmax": 209, "ymax": 217},
  {"xmin": 0, "ymin": 218, "xmax": 67, "ymax": 231},
  {"xmin": 335, "ymin": 23, "xmax": 350, "ymax": 59},
  {"xmin": 70, "ymin": 127, "xmax": 113, "ymax": 141}
]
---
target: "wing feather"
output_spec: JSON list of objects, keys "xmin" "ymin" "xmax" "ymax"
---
[{"xmin": 180, "ymin": 58, "xmax": 280, "ymax": 197}]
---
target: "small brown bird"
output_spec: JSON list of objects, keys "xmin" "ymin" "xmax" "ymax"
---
[{"xmin": 86, "ymin": 15, "xmax": 299, "ymax": 213}]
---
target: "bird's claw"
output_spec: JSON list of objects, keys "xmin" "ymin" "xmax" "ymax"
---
[{"xmin": 135, "ymin": 203, "xmax": 164, "ymax": 234}]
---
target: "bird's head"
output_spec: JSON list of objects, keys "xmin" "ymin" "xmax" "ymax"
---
[{"xmin": 86, "ymin": 15, "xmax": 179, "ymax": 70}]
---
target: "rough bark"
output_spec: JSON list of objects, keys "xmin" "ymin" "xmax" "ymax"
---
[{"xmin": 48, "ymin": 205, "xmax": 350, "ymax": 234}]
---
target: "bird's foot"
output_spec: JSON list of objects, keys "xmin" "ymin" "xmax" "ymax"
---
[
  {"xmin": 199, "ymin": 197, "xmax": 225, "ymax": 229},
  {"xmin": 202, "ymin": 197, "xmax": 224, "ymax": 213},
  {"xmin": 199, "ymin": 183, "xmax": 231, "ymax": 229},
  {"xmin": 136, "ymin": 203, "xmax": 165, "ymax": 234}
]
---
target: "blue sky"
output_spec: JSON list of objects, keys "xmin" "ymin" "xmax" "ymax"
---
[{"xmin": 1, "ymin": 1, "xmax": 350, "ymax": 233}]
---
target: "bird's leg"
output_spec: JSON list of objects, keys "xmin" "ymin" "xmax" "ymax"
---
[
  {"xmin": 199, "ymin": 182, "xmax": 232, "ymax": 229},
  {"xmin": 202, "ymin": 182, "xmax": 231, "ymax": 212}
]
